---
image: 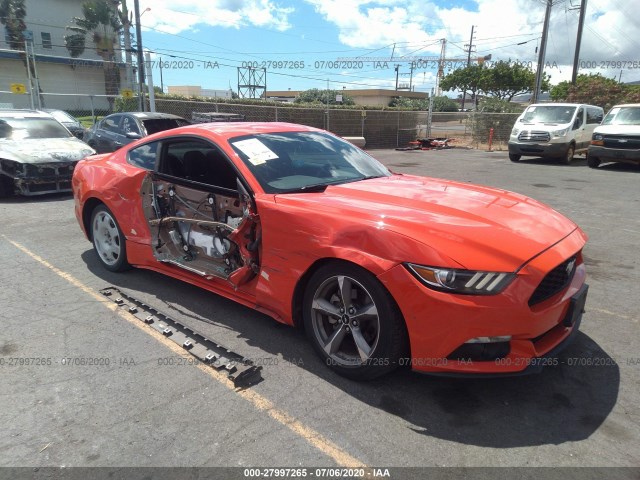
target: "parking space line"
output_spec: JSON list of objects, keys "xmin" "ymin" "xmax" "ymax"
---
[
  {"xmin": 3, "ymin": 236, "xmax": 367, "ymax": 468},
  {"xmin": 591, "ymin": 307, "xmax": 636, "ymax": 323}
]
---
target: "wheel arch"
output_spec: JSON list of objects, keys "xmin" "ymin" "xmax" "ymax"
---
[
  {"xmin": 290, "ymin": 256, "xmax": 409, "ymax": 349},
  {"xmin": 82, "ymin": 197, "xmax": 106, "ymax": 241}
]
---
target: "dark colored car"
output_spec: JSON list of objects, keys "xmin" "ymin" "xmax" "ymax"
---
[
  {"xmin": 41, "ymin": 109, "xmax": 87, "ymax": 139},
  {"xmin": 84, "ymin": 112, "xmax": 190, "ymax": 153},
  {"xmin": 0, "ymin": 110, "xmax": 95, "ymax": 197}
]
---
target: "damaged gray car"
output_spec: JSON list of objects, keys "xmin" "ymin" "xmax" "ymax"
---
[{"xmin": 0, "ymin": 110, "xmax": 95, "ymax": 197}]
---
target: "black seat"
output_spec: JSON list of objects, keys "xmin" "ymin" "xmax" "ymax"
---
[
  {"xmin": 165, "ymin": 153, "xmax": 184, "ymax": 177},
  {"xmin": 183, "ymin": 150, "xmax": 208, "ymax": 182}
]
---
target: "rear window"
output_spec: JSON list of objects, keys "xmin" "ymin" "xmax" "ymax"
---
[{"xmin": 142, "ymin": 118, "xmax": 190, "ymax": 135}]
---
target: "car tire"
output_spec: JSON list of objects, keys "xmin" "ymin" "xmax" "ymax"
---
[
  {"xmin": 303, "ymin": 262, "xmax": 407, "ymax": 380},
  {"xmin": 561, "ymin": 144, "xmax": 575, "ymax": 165},
  {"xmin": 509, "ymin": 153, "xmax": 521, "ymax": 162},
  {"xmin": 90, "ymin": 204, "xmax": 130, "ymax": 272},
  {"xmin": 0, "ymin": 175, "xmax": 14, "ymax": 198},
  {"xmin": 587, "ymin": 155, "xmax": 601, "ymax": 169}
]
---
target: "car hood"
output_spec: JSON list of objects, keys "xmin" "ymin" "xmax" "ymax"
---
[
  {"xmin": 0, "ymin": 137, "xmax": 95, "ymax": 164},
  {"xmin": 594, "ymin": 124, "xmax": 640, "ymax": 135},
  {"xmin": 275, "ymin": 174, "xmax": 580, "ymax": 271}
]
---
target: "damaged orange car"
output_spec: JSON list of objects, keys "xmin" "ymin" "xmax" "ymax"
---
[{"xmin": 72, "ymin": 122, "xmax": 588, "ymax": 380}]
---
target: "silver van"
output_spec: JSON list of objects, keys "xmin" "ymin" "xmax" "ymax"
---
[{"xmin": 508, "ymin": 103, "xmax": 604, "ymax": 164}]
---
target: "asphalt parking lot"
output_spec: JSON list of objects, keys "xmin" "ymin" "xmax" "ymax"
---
[{"xmin": 1, "ymin": 148, "xmax": 639, "ymax": 476}]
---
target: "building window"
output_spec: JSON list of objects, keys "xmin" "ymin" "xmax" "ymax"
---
[{"xmin": 41, "ymin": 32, "xmax": 52, "ymax": 49}]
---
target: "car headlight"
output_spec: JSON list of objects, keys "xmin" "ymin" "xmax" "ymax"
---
[
  {"xmin": 591, "ymin": 133, "xmax": 604, "ymax": 145},
  {"xmin": 551, "ymin": 128, "xmax": 569, "ymax": 138},
  {"xmin": 511, "ymin": 128, "xmax": 519, "ymax": 136},
  {"xmin": 406, "ymin": 263, "xmax": 515, "ymax": 295}
]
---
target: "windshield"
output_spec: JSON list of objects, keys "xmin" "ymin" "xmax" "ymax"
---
[
  {"xmin": 46, "ymin": 110, "xmax": 78, "ymax": 124},
  {"xmin": 521, "ymin": 106, "xmax": 576, "ymax": 124},
  {"xmin": 0, "ymin": 117, "xmax": 72, "ymax": 140},
  {"xmin": 142, "ymin": 118, "xmax": 190, "ymax": 135},
  {"xmin": 602, "ymin": 106, "xmax": 640, "ymax": 126},
  {"xmin": 229, "ymin": 131, "xmax": 390, "ymax": 193}
]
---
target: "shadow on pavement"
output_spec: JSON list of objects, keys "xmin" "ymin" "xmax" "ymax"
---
[{"xmin": 81, "ymin": 249, "xmax": 619, "ymax": 449}]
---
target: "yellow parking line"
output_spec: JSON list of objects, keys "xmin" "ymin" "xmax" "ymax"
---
[
  {"xmin": 3, "ymin": 236, "xmax": 366, "ymax": 468},
  {"xmin": 591, "ymin": 307, "xmax": 636, "ymax": 323}
]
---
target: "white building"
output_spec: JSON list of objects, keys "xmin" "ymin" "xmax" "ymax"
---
[{"xmin": 0, "ymin": 0, "xmax": 128, "ymax": 111}]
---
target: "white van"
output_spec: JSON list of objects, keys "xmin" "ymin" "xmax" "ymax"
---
[{"xmin": 508, "ymin": 103, "xmax": 604, "ymax": 164}]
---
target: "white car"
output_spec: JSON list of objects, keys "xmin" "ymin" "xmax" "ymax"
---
[
  {"xmin": 508, "ymin": 103, "xmax": 604, "ymax": 164},
  {"xmin": 588, "ymin": 104, "xmax": 640, "ymax": 168}
]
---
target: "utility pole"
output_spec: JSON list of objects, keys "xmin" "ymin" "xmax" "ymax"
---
[
  {"xmin": 533, "ymin": 0, "xmax": 552, "ymax": 104},
  {"xmin": 133, "ymin": 0, "xmax": 146, "ymax": 111},
  {"xmin": 394, "ymin": 64, "xmax": 400, "ymax": 91},
  {"xmin": 461, "ymin": 25, "xmax": 475, "ymax": 111},
  {"xmin": 571, "ymin": 0, "xmax": 587, "ymax": 84}
]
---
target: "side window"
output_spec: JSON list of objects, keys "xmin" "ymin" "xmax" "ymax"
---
[
  {"xmin": 158, "ymin": 139, "xmax": 238, "ymax": 190},
  {"xmin": 102, "ymin": 115, "xmax": 122, "ymax": 133},
  {"xmin": 128, "ymin": 141, "xmax": 159, "ymax": 170},
  {"xmin": 587, "ymin": 107, "xmax": 604, "ymax": 124},
  {"xmin": 121, "ymin": 116, "xmax": 141, "ymax": 135},
  {"xmin": 574, "ymin": 108, "xmax": 584, "ymax": 129}
]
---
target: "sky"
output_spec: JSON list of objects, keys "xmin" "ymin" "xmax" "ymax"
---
[{"xmin": 130, "ymin": 0, "xmax": 640, "ymax": 96}]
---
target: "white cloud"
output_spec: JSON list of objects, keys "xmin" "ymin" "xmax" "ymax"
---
[
  {"xmin": 132, "ymin": 0, "xmax": 294, "ymax": 35},
  {"xmin": 305, "ymin": 0, "xmax": 640, "ymax": 84}
]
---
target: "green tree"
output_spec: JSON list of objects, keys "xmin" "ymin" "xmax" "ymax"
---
[
  {"xmin": 550, "ymin": 74, "xmax": 627, "ymax": 110},
  {"xmin": 432, "ymin": 95, "xmax": 458, "ymax": 112},
  {"xmin": 480, "ymin": 61, "xmax": 549, "ymax": 101},
  {"xmin": 65, "ymin": 0, "xmax": 122, "ymax": 110},
  {"xmin": 441, "ymin": 64, "xmax": 485, "ymax": 103},
  {"xmin": 294, "ymin": 88, "xmax": 355, "ymax": 105},
  {"xmin": 0, "ymin": 0, "xmax": 26, "ymax": 49}
]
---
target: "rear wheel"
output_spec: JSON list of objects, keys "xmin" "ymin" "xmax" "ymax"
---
[
  {"xmin": 587, "ymin": 154, "xmax": 601, "ymax": 169},
  {"xmin": 303, "ymin": 262, "xmax": 407, "ymax": 380},
  {"xmin": 90, "ymin": 204, "xmax": 130, "ymax": 272},
  {"xmin": 509, "ymin": 153, "xmax": 521, "ymax": 162}
]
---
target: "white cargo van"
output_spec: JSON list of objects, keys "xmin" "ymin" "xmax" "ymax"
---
[{"xmin": 508, "ymin": 103, "xmax": 604, "ymax": 164}]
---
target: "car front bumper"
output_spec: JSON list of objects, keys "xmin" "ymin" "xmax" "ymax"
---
[
  {"xmin": 378, "ymin": 228, "xmax": 588, "ymax": 375},
  {"xmin": 3, "ymin": 162, "xmax": 77, "ymax": 196},
  {"xmin": 588, "ymin": 145, "xmax": 640, "ymax": 165},
  {"xmin": 508, "ymin": 141, "xmax": 568, "ymax": 158}
]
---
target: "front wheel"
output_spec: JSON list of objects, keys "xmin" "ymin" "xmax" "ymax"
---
[
  {"xmin": 90, "ymin": 204, "xmax": 130, "ymax": 272},
  {"xmin": 509, "ymin": 153, "xmax": 521, "ymax": 162},
  {"xmin": 587, "ymin": 154, "xmax": 601, "ymax": 169},
  {"xmin": 303, "ymin": 262, "xmax": 407, "ymax": 380},
  {"xmin": 561, "ymin": 144, "xmax": 575, "ymax": 165},
  {"xmin": 0, "ymin": 175, "xmax": 14, "ymax": 198}
]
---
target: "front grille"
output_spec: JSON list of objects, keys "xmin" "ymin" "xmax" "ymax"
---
[
  {"xmin": 518, "ymin": 131, "xmax": 551, "ymax": 142},
  {"xmin": 603, "ymin": 135, "xmax": 640, "ymax": 150},
  {"xmin": 24, "ymin": 162, "xmax": 75, "ymax": 178},
  {"xmin": 529, "ymin": 255, "xmax": 577, "ymax": 306}
]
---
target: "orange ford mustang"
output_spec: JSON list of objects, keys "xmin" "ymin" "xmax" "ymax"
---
[{"xmin": 72, "ymin": 122, "xmax": 588, "ymax": 380}]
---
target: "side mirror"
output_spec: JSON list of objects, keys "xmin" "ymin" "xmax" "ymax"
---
[{"xmin": 125, "ymin": 131, "xmax": 142, "ymax": 139}]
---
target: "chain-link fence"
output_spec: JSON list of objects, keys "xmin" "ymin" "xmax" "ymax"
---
[{"xmin": 1, "ymin": 86, "xmax": 521, "ymax": 150}]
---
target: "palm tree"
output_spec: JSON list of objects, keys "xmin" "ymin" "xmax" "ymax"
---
[
  {"xmin": 0, "ymin": 0, "xmax": 44, "ymax": 105},
  {"xmin": 65, "ymin": 0, "xmax": 122, "ymax": 110}
]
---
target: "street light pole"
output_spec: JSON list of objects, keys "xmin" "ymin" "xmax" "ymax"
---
[
  {"xmin": 571, "ymin": 0, "xmax": 588, "ymax": 84},
  {"xmin": 133, "ymin": 0, "xmax": 145, "ymax": 111}
]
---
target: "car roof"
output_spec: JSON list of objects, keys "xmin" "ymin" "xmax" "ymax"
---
[
  {"xmin": 177, "ymin": 121, "xmax": 321, "ymax": 138},
  {"xmin": 122, "ymin": 112, "xmax": 185, "ymax": 120},
  {"xmin": 609, "ymin": 104, "xmax": 640, "ymax": 108},
  {"xmin": 0, "ymin": 109, "xmax": 54, "ymax": 119},
  {"xmin": 527, "ymin": 103, "xmax": 602, "ymax": 108}
]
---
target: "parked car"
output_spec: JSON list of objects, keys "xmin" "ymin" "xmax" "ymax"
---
[
  {"xmin": 73, "ymin": 122, "xmax": 588, "ymax": 380},
  {"xmin": 588, "ymin": 103, "xmax": 640, "ymax": 168},
  {"xmin": 84, "ymin": 112, "xmax": 190, "ymax": 153},
  {"xmin": 41, "ymin": 109, "xmax": 87, "ymax": 139},
  {"xmin": 508, "ymin": 103, "xmax": 604, "ymax": 164},
  {"xmin": 0, "ymin": 109, "xmax": 95, "ymax": 197}
]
